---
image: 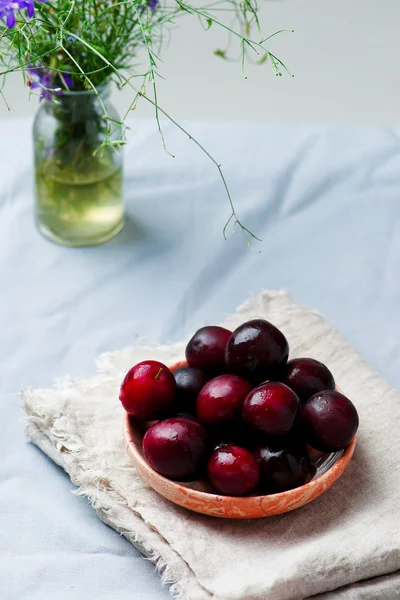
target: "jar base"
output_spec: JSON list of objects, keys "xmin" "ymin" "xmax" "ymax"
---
[{"xmin": 36, "ymin": 216, "xmax": 125, "ymax": 247}]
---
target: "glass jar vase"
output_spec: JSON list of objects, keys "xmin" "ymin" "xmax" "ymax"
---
[{"xmin": 33, "ymin": 86, "xmax": 124, "ymax": 246}]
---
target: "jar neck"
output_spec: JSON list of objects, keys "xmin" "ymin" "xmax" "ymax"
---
[{"xmin": 43, "ymin": 85, "xmax": 111, "ymax": 122}]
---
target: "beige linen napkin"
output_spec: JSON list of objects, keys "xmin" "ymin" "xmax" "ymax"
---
[{"xmin": 23, "ymin": 291, "xmax": 400, "ymax": 600}]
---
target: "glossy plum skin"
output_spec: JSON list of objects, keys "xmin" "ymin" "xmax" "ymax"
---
[
  {"xmin": 197, "ymin": 374, "xmax": 253, "ymax": 425},
  {"xmin": 173, "ymin": 366, "xmax": 210, "ymax": 412},
  {"xmin": 185, "ymin": 326, "xmax": 232, "ymax": 371},
  {"xmin": 120, "ymin": 360, "xmax": 176, "ymax": 420},
  {"xmin": 225, "ymin": 319, "xmax": 289, "ymax": 383},
  {"xmin": 242, "ymin": 382, "xmax": 300, "ymax": 436},
  {"xmin": 207, "ymin": 445, "xmax": 260, "ymax": 496},
  {"xmin": 301, "ymin": 390, "xmax": 359, "ymax": 452},
  {"xmin": 281, "ymin": 358, "xmax": 335, "ymax": 403},
  {"xmin": 254, "ymin": 443, "xmax": 311, "ymax": 493},
  {"xmin": 143, "ymin": 418, "xmax": 207, "ymax": 479}
]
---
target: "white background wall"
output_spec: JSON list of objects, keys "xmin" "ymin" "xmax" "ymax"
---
[{"xmin": 1, "ymin": 0, "xmax": 399, "ymax": 124}]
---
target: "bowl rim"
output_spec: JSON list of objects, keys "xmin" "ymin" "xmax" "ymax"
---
[{"xmin": 123, "ymin": 359, "xmax": 357, "ymax": 506}]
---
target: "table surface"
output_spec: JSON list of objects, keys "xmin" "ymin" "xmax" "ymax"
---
[{"xmin": 1, "ymin": 118, "xmax": 400, "ymax": 600}]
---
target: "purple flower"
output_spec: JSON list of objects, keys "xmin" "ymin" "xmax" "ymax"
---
[
  {"xmin": 0, "ymin": 0, "xmax": 25, "ymax": 28},
  {"xmin": 59, "ymin": 72, "xmax": 74, "ymax": 89},
  {"xmin": 27, "ymin": 65, "xmax": 73, "ymax": 101},
  {"xmin": 27, "ymin": 67, "xmax": 52, "ymax": 101},
  {"xmin": 0, "ymin": 0, "xmax": 48, "ymax": 28},
  {"xmin": 23, "ymin": 0, "xmax": 36, "ymax": 18},
  {"xmin": 138, "ymin": 0, "xmax": 158, "ymax": 13}
]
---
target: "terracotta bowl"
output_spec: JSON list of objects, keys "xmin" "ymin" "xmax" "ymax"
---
[{"xmin": 124, "ymin": 360, "xmax": 357, "ymax": 519}]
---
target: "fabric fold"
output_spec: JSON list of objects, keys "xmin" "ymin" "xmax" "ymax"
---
[{"xmin": 23, "ymin": 291, "xmax": 400, "ymax": 600}]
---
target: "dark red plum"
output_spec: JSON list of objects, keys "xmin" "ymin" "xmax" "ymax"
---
[
  {"xmin": 242, "ymin": 382, "xmax": 300, "ymax": 436},
  {"xmin": 254, "ymin": 443, "xmax": 311, "ymax": 493},
  {"xmin": 301, "ymin": 390, "xmax": 359, "ymax": 452},
  {"xmin": 185, "ymin": 326, "xmax": 231, "ymax": 371},
  {"xmin": 225, "ymin": 319, "xmax": 289, "ymax": 383},
  {"xmin": 282, "ymin": 358, "xmax": 335, "ymax": 403},
  {"xmin": 207, "ymin": 445, "xmax": 260, "ymax": 496},
  {"xmin": 197, "ymin": 374, "xmax": 252, "ymax": 425},
  {"xmin": 120, "ymin": 360, "xmax": 176, "ymax": 420},
  {"xmin": 173, "ymin": 366, "xmax": 210, "ymax": 411},
  {"xmin": 143, "ymin": 418, "xmax": 207, "ymax": 479}
]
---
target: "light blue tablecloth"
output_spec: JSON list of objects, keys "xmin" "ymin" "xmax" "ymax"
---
[{"xmin": 1, "ymin": 118, "xmax": 400, "ymax": 600}]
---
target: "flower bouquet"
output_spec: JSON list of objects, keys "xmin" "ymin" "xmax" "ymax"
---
[{"xmin": 0, "ymin": 0, "xmax": 291, "ymax": 246}]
